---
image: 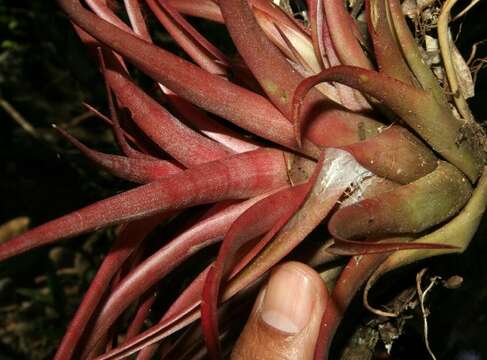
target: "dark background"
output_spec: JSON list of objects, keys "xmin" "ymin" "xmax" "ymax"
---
[{"xmin": 0, "ymin": 0, "xmax": 486, "ymax": 359}]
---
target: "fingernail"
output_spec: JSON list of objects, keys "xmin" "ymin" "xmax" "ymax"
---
[{"xmin": 260, "ymin": 266, "xmax": 315, "ymax": 334}]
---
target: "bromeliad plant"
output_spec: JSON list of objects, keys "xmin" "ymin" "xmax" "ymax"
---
[{"xmin": 2, "ymin": 0, "xmax": 486, "ymax": 358}]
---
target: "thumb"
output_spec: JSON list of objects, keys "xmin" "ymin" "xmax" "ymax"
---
[{"xmin": 231, "ymin": 261, "xmax": 328, "ymax": 360}]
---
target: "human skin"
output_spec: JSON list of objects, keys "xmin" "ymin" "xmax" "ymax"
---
[{"xmin": 232, "ymin": 262, "xmax": 327, "ymax": 360}]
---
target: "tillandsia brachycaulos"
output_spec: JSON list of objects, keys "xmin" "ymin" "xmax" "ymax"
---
[{"xmin": 1, "ymin": 0, "xmax": 486, "ymax": 358}]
